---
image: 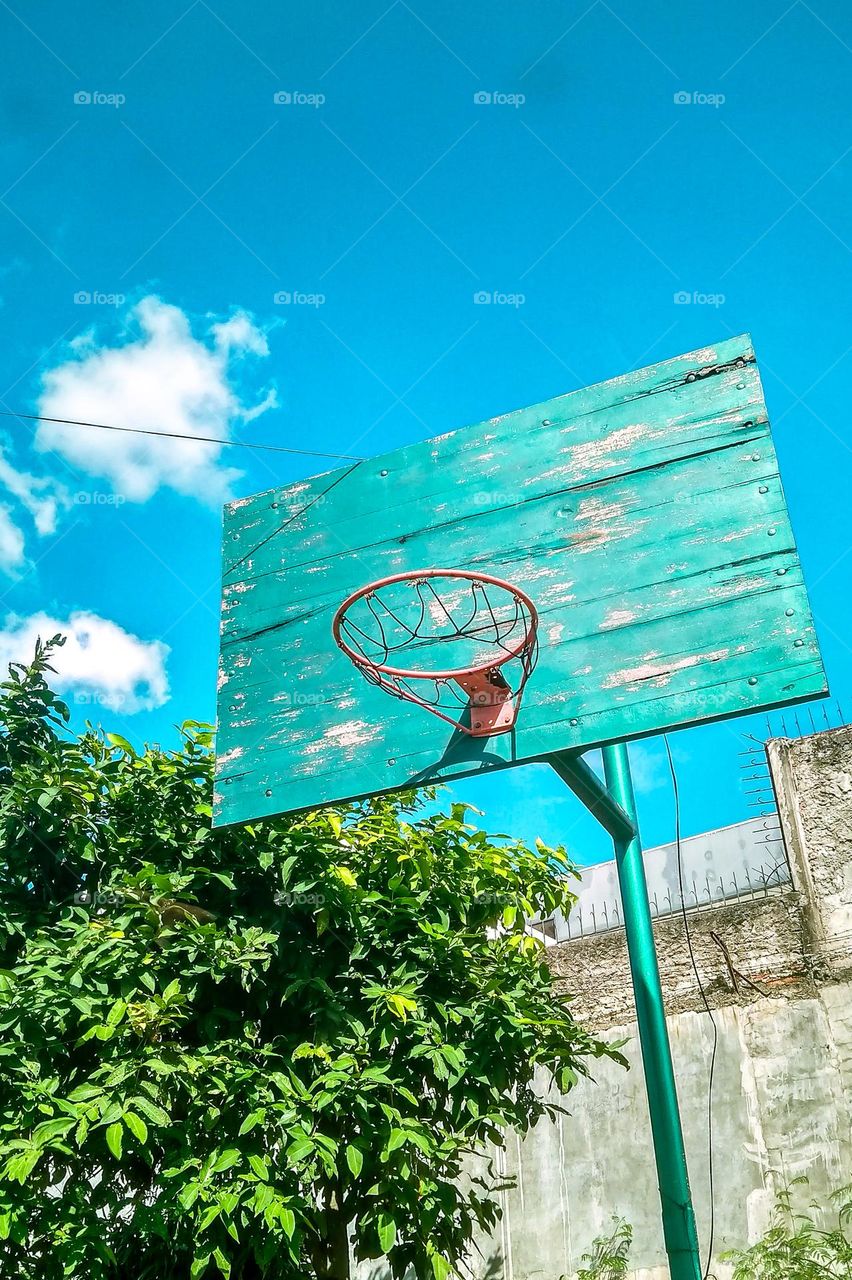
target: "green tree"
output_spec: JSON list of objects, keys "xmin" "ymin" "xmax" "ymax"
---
[
  {"xmin": 725, "ymin": 1179, "xmax": 852, "ymax": 1278},
  {"xmin": 0, "ymin": 638, "xmax": 622, "ymax": 1279},
  {"xmin": 571, "ymin": 1218, "xmax": 633, "ymax": 1280}
]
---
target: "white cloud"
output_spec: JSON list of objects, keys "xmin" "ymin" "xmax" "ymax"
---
[
  {"xmin": 0, "ymin": 449, "xmax": 68, "ymax": 536},
  {"xmin": 35, "ymin": 296, "xmax": 277, "ymax": 504},
  {"xmin": 0, "ymin": 611, "xmax": 170, "ymax": 713},
  {"xmin": 209, "ymin": 311, "xmax": 270, "ymax": 357},
  {"xmin": 0, "ymin": 507, "xmax": 25, "ymax": 573},
  {"xmin": 0, "ymin": 447, "xmax": 70, "ymax": 576}
]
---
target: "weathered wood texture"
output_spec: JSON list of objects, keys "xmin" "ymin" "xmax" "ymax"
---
[{"xmin": 214, "ymin": 334, "xmax": 827, "ymax": 826}]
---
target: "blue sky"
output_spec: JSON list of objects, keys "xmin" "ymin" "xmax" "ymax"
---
[{"xmin": 0, "ymin": 0, "xmax": 849, "ymax": 860}]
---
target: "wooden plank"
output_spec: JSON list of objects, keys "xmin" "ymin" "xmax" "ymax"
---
[
  {"xmin": 220, "ymin": 440, "xmax": 786, "ymax": 644},
  {"xmin": 222, "ymin": 335, "xmax": 763, "ymax": 587},
  {"xmin": 214, "ymin": 335, "xmax": 827, "ymax": 826}
]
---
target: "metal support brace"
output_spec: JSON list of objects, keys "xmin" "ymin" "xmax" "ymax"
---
[{"xmin": 547, "ymin": 749, "xmax": 635, "ymax": 841}]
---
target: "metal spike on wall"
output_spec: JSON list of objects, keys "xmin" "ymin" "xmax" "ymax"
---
[{"xmin": 739, "ymin": 699, "xmax": 849, "ymax": 882}]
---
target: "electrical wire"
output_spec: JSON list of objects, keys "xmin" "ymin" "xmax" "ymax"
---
[
  {"xmin": 663, "ymin": 733, "xmax": 717, "ymax": 1280},
  {"xmin": 0, "ymin": 408, "xmax": 363, "ymax": 463}
]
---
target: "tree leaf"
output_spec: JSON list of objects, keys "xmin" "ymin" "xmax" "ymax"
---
[
  {"xmin": 6, "ymin": 1149, "xmax": 41, "ymax": 1184},
  {"xmin": 106, "ymin": 1122, "xmax": 123, "ymax": 1159},
  {"xmin": 286, "ymin": 1137, "xmax": 314, "ymax": 1164},
  {"xmin": 378, "ymin": 1211, "xmax": 396, "ymax": 1253},
  {"xmin": 67, "ymin": 1084, "xmax": 102, "ymax": 1102},
  {"xmin": 213, "ymin": 1246, "xmax": 231, "ymax": 1277},
  {"xmin": 238, "ymin": 1109, "xmax": 264, "ymax": 1136},
  {"xmin": 178, "ymin": 1182, "xmax": 201, "ymax": 1210},
  {"xmin": 386, "ymin": 994, "xmax": 418, "ymax": 1022},
  {"xmin": 198, "ymin": 1204, "xmax": 221, "ymax": 1231},
  {"xmin": 132, "ymin": 1096, "xmax": 170, "ymax": 1126},
  {"xmin": 124, "ymin": 1111, "xmax": 148, "ymax": 1145},
  {"xmin": 346, "ymin": 1144, "xmax": 364, "ymax": 1177},
  {"xmin": 253, "ymin": 1184, "xmax": 274, "ymax": 1213},
  {"xmin": 386, "ymin": 1128, "xmax": 406, "ymax": 1153},
  {"xmin": 212, "ymin": 1148, "xmax": 241, "ymax": 1174},
  {"xmin": 430, "ymin": 1251, "xmax": 452, "ymax": 1279},
  {"xmin": 32, "ymin": 1117, "xmax": 74, "ymax": 1146},
  {"xmin": 105, "ymin": 999, "xmax": 127, "ymax": 1028}
]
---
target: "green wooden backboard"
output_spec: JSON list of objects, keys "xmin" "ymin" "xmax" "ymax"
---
[{"xmin": 214, "ymin": 334, "xmax": 827, "ymax": 827}]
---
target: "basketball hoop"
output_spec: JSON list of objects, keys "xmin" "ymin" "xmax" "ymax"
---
[{"xmin": 332, "ymin": 569, "xmax": 539, "ymax": 737}]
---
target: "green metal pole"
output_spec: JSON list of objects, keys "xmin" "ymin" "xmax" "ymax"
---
[{"xmin": 601, "ymin": 742, "xmax": 702, "ymax": 1280}]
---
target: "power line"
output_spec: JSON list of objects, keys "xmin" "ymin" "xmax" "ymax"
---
[{"xmin": 0, "ymin": 409, "xmax": 364, "ymax": 463}]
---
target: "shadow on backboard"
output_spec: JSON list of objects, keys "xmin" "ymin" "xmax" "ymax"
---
[{"xmin": 400, "ymin": 720, "xmax": 519, "ymax": 788}]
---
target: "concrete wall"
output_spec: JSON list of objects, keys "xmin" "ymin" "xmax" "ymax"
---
[
  {"xmin": 357, "ymin": 726, "xmax": 852, "ymax": 1280},
  {"xmin": 471, "ymin": 988, "xmax": 852, "ymax": 1280},
  {"xmin": 769, "ymin": 728, "xmax": 852, "ymax": 981}
]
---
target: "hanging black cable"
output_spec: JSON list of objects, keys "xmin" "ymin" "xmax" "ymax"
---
[{"xmin": 0, "ymin": 409, "xmax": 363, "ymax": 462}]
